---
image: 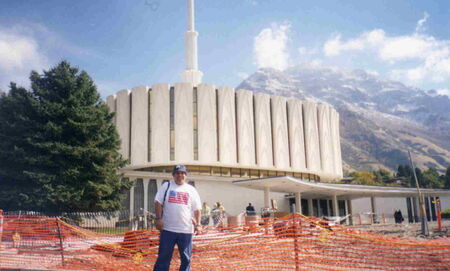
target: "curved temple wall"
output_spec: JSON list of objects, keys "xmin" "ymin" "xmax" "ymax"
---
[{"xmin": 107, "ymin": 83, "xmax": 343, "ymax": 181}]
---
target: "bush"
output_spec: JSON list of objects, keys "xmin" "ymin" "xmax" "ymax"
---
[{"xmin": 441, "ymin": 208, "xmax": 450, "ymax": 219}]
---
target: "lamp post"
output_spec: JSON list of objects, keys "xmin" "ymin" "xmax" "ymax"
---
[{"xmin": 408, "ymin": 149, "xmax": 429, "ymax": 236}]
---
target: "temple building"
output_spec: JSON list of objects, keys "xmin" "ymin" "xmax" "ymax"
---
[{"xmin": 106, "ymin": 0, "xmax": 450, "ymax": 224}]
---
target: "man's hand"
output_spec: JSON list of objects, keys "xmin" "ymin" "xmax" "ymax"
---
[
  {"xmin": 194, "ymin": 224, "xmax": 203, "ymax": 235},
  {"xmin": 155, "ymin": 218, "xmax": 164, "ymax": 231}
]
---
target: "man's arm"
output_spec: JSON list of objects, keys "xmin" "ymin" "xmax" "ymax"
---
[
  {"xmin": 155, "ymin": 201, "xmax": 164, "ymax": 231},
  {"xmin": 194, "ymin": 209, "xmax": 202, "ymax": 234}
]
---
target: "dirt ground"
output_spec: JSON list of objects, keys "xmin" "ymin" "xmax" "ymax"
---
[{"xmin": 350, "ymin": 220, "xmax": 450, "ymax": 240}]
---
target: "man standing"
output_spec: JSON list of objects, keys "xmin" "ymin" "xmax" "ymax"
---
[
  {"xmin": 154, "ymin": 165, "xmax": 202, "ymax": 271},
  {"xmin": 246, "ymin": 203, "xmax": 256, "ymax": 216},
  {"xmin": 201, "ymin": 202, "xmax": 211, "ymax": 226}
]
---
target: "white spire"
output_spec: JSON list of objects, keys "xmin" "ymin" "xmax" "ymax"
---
[{"xmin": 181, "ymin": 0, "xmax": 203, "ymax": 85}]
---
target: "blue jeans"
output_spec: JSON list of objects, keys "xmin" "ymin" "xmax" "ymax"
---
[{"xmin": 153, "ymin": 230, "xmax": 193, "ymax": 271}]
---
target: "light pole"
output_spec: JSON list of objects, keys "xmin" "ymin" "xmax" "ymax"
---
[{"xmin": 408, "ymin": 149, "xmax": 429, "ymax": 236}]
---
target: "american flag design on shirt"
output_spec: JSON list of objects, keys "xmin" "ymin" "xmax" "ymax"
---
[{"xmin": 168, "ymin": 190, "xmax": 189, "ymax": 205}]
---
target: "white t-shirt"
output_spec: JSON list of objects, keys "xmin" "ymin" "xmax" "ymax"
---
[{"xmin": 155, "ymin": 180, "xmax": 202, "ymax": 234}]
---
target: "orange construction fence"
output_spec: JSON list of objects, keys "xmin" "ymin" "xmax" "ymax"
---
[{"xmin": 0, "ymin": 212, "xmax": 449, "ymax": 270}]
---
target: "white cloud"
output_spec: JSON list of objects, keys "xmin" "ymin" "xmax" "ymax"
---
[
  {"xmin": 298, "ymin": 46, "xmax": 318, "ymax": 57},
  {"xmin": 0, "ymin": 26, "xmax": 49, "ymax": 89},
  {"xmin": 324, "ymin": 29, "xmax": 386, "ymax": 57},
  {"xmin": 322, "ymin": 14, "xmax": 450, "ymax": 85},
  {"xmin": 415, "ymin": 12, "xmax": 429, "ymax": 33},
  {"xmin": 436, "ymin": 89, "xmax": 450, "ymax": 97},
  {"xmin": 436, "ymin": 88, "xmax": 450, "ymax": 97},
  {"xmin": 237, "ymin": 72, "xmax": 249, "ymax": 79},
  {"xmin": 0, "ymin": 22, "xmax": 98, "ymax": 91},
  {"xmin": 253, "ymin": 23, "xmax": 290, "ymax": 70}
]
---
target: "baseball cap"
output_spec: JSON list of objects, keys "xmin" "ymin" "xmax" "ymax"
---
[{"xmin": 172, "ymin": 165, "xmax": 188, "ymax": 175}]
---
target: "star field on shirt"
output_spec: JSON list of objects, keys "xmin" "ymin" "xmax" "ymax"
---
[{"xmin": 168, "ymin": 190, "xmax": 189, "ymax": 205}]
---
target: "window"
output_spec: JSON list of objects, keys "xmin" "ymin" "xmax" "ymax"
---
[
  {"xmin": 170, "ymin": 87, "xmax": 175, "ymax": 160},
  {"xmin": 193, "ymin": 88, "xmax": 199, "ymax": 160},
  {"xmin": 221, "ymin": 167, "xmax": 231, "ymax": 177},
  {"xmin": 148, "ymin": 90, "xmax": 152, "ymax": 162},
  {"xmin": 250, "ymin": 169, "xmax": 260, "ymax": 178},
  {"xmin": 231, "ymin": 168, "xmax": 241, "ymax": 177}
]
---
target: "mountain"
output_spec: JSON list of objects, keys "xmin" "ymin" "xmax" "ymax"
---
[{"xmin": 237, "ymin": 63, "xmax": 450, "ymax": 173}]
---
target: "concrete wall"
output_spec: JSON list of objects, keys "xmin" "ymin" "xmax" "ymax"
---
[
  {"xmin": 254, "ymin": 93, "xmax": 273, "ymax": 167},
  {"xmin": 197, "ymin": 83, "xmax": 217, "ymax": 163},
  {"xmin": 107, "ymin": 83, "xmax": 343, "ymax": 180},
  {"xmin": 174, "ymin": 83, "xmax": 194, "ymax": 162},
  {"xmin": 287, "ymin": 99, "xmax": 306, "ymax": 170},
  {"xmin": 150, "ymin": 83, "xmax": 170, "ymax": 163},
  {"xmin": 130, "ymin": 86, "xmax": 149, "ymax": 165},
  {"xmin": 271, "ymin": 96, "xmax": 290, "ymax": 169},
  {"xmin": 217, "ymin": 86, "xmax": 237, "ymax": 164},
  {"xmin": 115, "ymin": 89, "xmax": 131, "ymax": 159},
  {"xmin": 236, "ymin": 90, "xmax": 256, "ymax": 166},
  {"xmin": 303, "ymin": 101, "xmax": 321, "ymax": 172}
]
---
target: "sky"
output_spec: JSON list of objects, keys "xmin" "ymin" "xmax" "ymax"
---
[{"xmin": 1, "ymin": 0, "xmax": 450, "ymax": 98}]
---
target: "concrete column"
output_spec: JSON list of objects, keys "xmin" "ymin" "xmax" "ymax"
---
[
  {"xmin": 295, "ymin": 192, "xmax": 302, "ymax": 214},
  {"xmin": 264, "ymin": 187, "xmax": 270, "ymax": 208},
  {"xmin": 254, "ymin": 93, "xmax": 273, "ymax": 167},
  {"xmin": 174, "ymin": 82, "xmax": 194, "ymax": 162},
  {"xmin": 318, "ymin": 104, "xmax": 334, "ymax": 174},
  {"xmin": 236, "ymin": 90, "xmax": 256, "ymax": 166},
  {"xmin": 217, "ymin": 86, "xmax": 237, "ymax": 164},
  {"xmin": 413, "ymin": 197, "xmax": 419, "ymax": 223},
  {"xmin": 129, "ymin": 184, "xmax": 135, "ymax": 222},
  {"xmin": 347, "ymin": 200, "xmax": 353, "ymax": 225},
  {"xmin": 143, "ymin": 179, "xmax": 149, "ymax": 228},
  {"xmin": 130, "ymin": 86, "xmax": 149, "ymax": 165},
  {"xmin": 325, "ymin": 199, "xmax": 331, "ymax": 217},
  {"xmin": 332, "ymin": 195, "xmax": 339, "ymax": 217},
  {"xmin": 116, "ymin": 89, "xmax": 131, "ymax": 159},
  {"xmin": 303, "ymin": 101, "xmax": 321, "ymax": 171},
  {"xmin": 106, "ymin": 95, "xmax": 116, "ymax": 123},
  {"xmin": 330, "ymin": 108, "xmax": 343, "ymax": 178},
  {"xmin": 427, "ymin": 195, "xmax": 433, "ymax": 221},
  {"xmin": 287, "ymin": 99, "xmax": 306, "ymax": 171},
  {"xmin": 197, "ymin": 83, "xmax": 217, "ymax": 162},
  {"xmin": 271, "ymin": 96, "xmax": 290, "ymax": 168},
  {"xmin": 370, "ymin": 196, "xmax": 377, "ymax": 223},
  {"xmin": 344, "ymin": 199, "xmax": 350, "ymax": 225},
  {"xmin": 151, "ymin": 83, "xmax": 170, "ymax": 163},
  {"xmin": 307, "ymin": 198, "xmax": 313, "ymax": 216}
]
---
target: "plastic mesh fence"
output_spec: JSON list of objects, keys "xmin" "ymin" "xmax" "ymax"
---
[{"xmin": 0, "ymin": 213, "xmax": 449, "ymax": 270}]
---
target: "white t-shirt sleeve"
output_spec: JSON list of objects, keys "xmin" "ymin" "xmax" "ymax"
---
[
  {"xmin": 191, "ymin": 188, "xmax": 202, "ymax": 212},
  {"xmin": 155, "ymin": 182, "xmax": 169, "ymax": 204}
]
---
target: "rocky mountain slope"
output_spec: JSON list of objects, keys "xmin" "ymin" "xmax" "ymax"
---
[{"xmin": 237, "ymin": 63, "xmax": 450, "ymax": 173}]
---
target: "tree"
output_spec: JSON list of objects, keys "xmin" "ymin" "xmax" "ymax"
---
[
  {"xmin": 373, "ymin": 169, "xmax": 391, "ymax": 183},
  {"xmin": 0, "ymin": 61, "xmax": 131, "ymax": 212},
  {"xmin": 422, "ymin": 168, "xmax": 442, "ymax": 189},
  {"xmin": 396, "ymin": 164, "xmax": 413, "ymax": 178},
  {"xmin": 349, "ymin": 171, "xmax": 376, "ymax": 185},
  {"xmin": 444, "ymin": 166, "xmax": 450, "ymax": 189}
]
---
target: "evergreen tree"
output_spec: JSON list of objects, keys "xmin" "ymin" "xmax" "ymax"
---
[
  {"xmin": 444, "ymin": 166, "xmax": 450, "ymax": 189},
  {"xmin": 422, "ymin": 168, "xmax": 442, "ymax": 188},
  {"xmin": 373, "ymin": 169, "xmax": 391, "ymax": 183},
  {"xmin": 397, "ymin": 165, "xmax": 405, "ymax": 178},
  {"xmin": 0, "ymin": 61, "xmax": 131, "ymax": 212}
]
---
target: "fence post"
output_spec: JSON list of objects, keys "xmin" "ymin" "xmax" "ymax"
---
[
  {"xmin": 0, "ymin": 210, "xmax": 3, "ymax": 250},
  {"xmin": 293, "ymin": 213, "xmax": 299, "ymax": 271},
  {"xmin": 55, "ymin": 218, "xmax": 65, "ymax": 266},
  {"xmin": 436, "ymin": 200, "xmax": 442, "ymax": 232}
]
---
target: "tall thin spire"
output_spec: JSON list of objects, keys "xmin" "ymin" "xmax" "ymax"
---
[{"xmin": 181, "ymin": 0, "xmax": 203, "ymax": 85}]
